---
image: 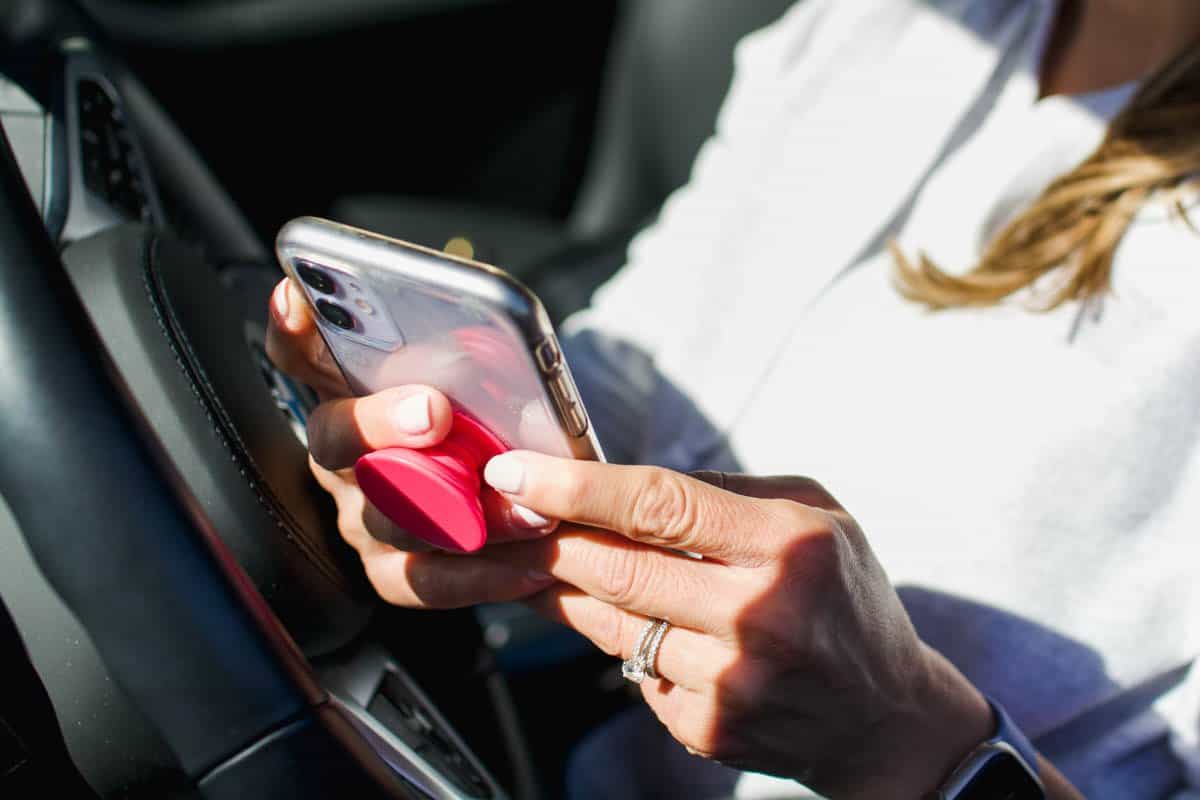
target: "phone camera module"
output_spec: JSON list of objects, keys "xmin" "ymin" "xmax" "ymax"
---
[
  {"xmin": 296, "ymin": 261, "xmax": 337, "ymax": 294},
  {"xmin": 316, "ymin": 299, "xmax": 356, "ymax": 331}
]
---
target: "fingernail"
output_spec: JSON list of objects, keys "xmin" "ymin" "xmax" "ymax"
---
[
  {"xmin": 511, "ymin": 503, "xmax": 551, "ymax": 529},
  {"xmin": 393, "ymin": 393, "xmax": 432, "ymax": 434},
  {"xmin": 272, "ymin": 281, "xmax": 290, "ymax": 326},
  {"xmin": 484, "ymin": 453, "xmax": 525, "ymax": 494}
]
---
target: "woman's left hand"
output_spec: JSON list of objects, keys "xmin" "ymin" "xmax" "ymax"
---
[{"xmin": 480, "ymin": 453, "xmax": 993, "ymax": 799}]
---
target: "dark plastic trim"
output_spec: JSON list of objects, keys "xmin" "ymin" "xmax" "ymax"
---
[{"xmin": 0, "ymin": 118, "xmax": 310, "ymax": 781}]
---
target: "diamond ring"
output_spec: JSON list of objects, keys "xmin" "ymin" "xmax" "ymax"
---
[{"xmin": 621, "ymin": 618, "xmax": 671, "ymax": 684}]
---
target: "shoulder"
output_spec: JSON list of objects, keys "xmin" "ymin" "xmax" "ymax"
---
[
  {"xmin": 732, "ymin": 0, "xmax": 1041, "ymax": 70},
  {"xmin": 722, "ymin": 0, "xmax": 1041, "ymax": 110},
  {"xmin": 714, "ymin": 0, "xmax": 1041, "ymax": 148}
]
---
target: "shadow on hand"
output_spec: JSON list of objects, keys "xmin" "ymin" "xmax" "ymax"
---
[{"xmin": 570, "ymin": 583, "xmax": 1187, "ymax": 799}]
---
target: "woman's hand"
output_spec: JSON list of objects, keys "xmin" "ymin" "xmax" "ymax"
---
[
  {"xmin": 477, "ymin": 453, "xmax": 995, "ymax": 799},
  {"xmin": 265, "ymin": 278, "xmax": 559, "ymax": 608}
]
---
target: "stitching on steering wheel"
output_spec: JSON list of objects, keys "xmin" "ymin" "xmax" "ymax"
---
[{"xmin": 138, "ymin": 233, "xmax": 353, "ymax": 592}]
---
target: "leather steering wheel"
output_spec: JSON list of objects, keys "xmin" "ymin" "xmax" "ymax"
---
[{"xmin": 0, "ymin": 3, "xmax": 513, "ymax": 798}]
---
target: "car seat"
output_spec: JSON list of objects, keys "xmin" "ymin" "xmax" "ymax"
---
[{"xmin": 330, "ymin": 0, "xmax": 797, "ymax": 321}]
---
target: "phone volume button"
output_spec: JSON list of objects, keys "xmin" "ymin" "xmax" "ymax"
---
[
  {"xmin": 565, "ymin": 404, "xmax": 589, "ymax": 438},
  {"xmin": 548, "ymin": 369, "xmax": 588, "ymax": 438},
  {"xmin": 548, "ymin": 371, "xmax": 570, "ymax": 408}
]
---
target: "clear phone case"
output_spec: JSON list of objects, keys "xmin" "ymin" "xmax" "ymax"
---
[{"xmin": 276, "ymin": 217, "xmax": 602, "ymax": 462}]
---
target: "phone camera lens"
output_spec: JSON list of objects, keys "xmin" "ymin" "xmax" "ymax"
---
[
  {"xmin": 316, "ymin": 299, "xmax": 356, "ymax": 330},
  {"xmin": 296, "ymin": 262, "xmax": 336, "ymax": 294}
]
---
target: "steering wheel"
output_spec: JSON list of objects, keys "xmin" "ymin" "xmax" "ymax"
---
[{"xmin": 0, "ymin": 2, "xmax": 525, "ymax": 798}]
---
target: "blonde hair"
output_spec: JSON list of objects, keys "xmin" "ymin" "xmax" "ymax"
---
[{"xmin": 892, "ymin": 45, "xmax": 1200, "ymax": 311}]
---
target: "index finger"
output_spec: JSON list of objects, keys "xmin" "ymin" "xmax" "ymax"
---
[
  {"xmin": 482, "ymin": 452, "xmax": 794, "ymax": 564},
  {"xmin": 265, "ymin": 278, "xmax": 351, "ymax": 396}
]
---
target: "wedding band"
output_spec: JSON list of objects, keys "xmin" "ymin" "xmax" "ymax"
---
[
  {"xmin": 643, "ymin": 619, "xmax": 669, "ymax": 680},
  {"xmin": 621, "ymin": 618, "xmax": 671, "ymax": 684}
]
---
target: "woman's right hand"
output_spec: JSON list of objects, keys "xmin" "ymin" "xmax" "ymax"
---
[{"xmin": 265, "ymin": 277, "xmax": 559, "ymax": 608}]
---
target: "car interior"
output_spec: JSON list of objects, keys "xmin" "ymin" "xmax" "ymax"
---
[{"xmin": 0, "ymin": 1, "xmax": 796, "ymax": 797}]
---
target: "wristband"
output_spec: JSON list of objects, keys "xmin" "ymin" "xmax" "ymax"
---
[
  {"xmin": 929, "ymin": 696, "xmax": 1043, "ymax": 799},
  {"xmin": 986, "ymin": 696, "xmax": 1039, "ymax": 778}
]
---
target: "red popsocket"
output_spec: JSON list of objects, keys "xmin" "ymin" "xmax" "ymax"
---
[{"xmin": 355, "ymin": 411, "xmax": 508, "ymax": 553}]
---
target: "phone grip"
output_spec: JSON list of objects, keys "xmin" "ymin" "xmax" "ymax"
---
[{"xmin": 355, "ymin": 412, "xmax": 508, "ymax": 553}]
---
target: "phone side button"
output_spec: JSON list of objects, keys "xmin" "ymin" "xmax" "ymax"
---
[{"xmin": 535, "ymin": 338, "xmax": 560, "ymax": 373}]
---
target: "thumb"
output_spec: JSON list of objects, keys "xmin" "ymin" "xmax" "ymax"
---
[{"xmin": 690, "ymin": 471, "xmax": 845, "ymax": 512}]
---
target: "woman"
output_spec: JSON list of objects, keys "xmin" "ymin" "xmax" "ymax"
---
[{"xmin": 268, "ymin": 0, "xmax": 1200, "ymax": 796}]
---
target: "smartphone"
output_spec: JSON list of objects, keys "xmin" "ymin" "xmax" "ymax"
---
[{"xmin": 275, "ymin": 216, "xmax": 603, "ymax": 463}]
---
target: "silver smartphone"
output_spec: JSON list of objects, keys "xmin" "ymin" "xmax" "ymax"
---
[{"xmin": 275, "ymin": 216, "xmax": 603, "ymax": 463}]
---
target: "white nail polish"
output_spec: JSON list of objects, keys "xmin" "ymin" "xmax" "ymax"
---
[
  {"xmin": 511, "ymin": 504, "xmax": 551, "ymax": 529},
  {"xmin": 484, "ymin": 453, "xmax": 525, "ymax": 494},
  {"xmin": 394, "ymin": 394, "xmax": 432, "ymax": 434}
]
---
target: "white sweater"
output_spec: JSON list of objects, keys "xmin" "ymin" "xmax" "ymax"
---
[{"xmin": 562, "ymin": 0, "xmax": 1200, "ymax": 797}]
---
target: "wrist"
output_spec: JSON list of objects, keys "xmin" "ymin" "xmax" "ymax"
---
[{"xmin": 862, "ymin": 645, "xmax": 995, "ymax": 799}]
